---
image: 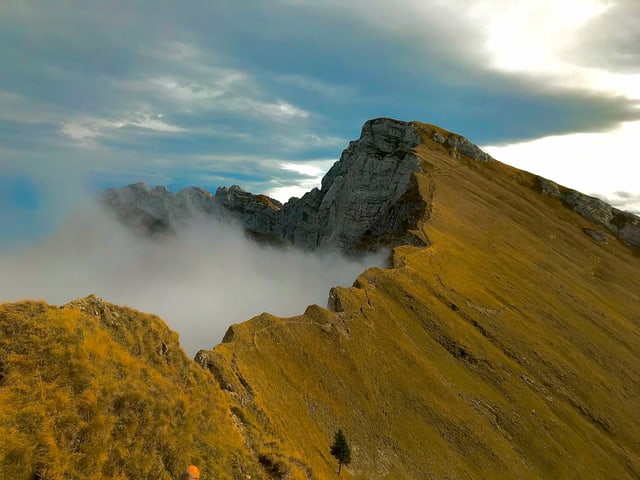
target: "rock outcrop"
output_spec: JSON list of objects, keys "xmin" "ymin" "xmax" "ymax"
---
[
  {"xmin": 431, "ymin": 129, "xmax": 494, "ymax": 162},
  {"xmin": 102, "ymin": 183, "xmax": 219, "ymax": 236},
  {"xmin": 282, "ymin": 118, "xmax": 427, "ymax": 252},
  {"xmin": 535, "ymin": 177, "xmax": 640, "ymax": 249},
  {"xmin": 213, "ymin": 185, "xmax": 283, "ymax": 243}
]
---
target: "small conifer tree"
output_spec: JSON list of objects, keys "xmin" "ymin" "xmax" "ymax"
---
[{"xmin": 330, "ymin": 429, "xmax": 351, "ymax": 475}]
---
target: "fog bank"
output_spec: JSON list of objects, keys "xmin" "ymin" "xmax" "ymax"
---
[{"xmin": 0, "ymin": 206, "xmax": 387, "ymax": 355}]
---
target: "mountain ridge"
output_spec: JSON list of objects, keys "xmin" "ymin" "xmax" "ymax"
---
[
  {"xmin": 103, "ymin": 118, "xmax": 639, "ymax": 253},
  {"xmin": 2, "ymin": 117, "xmax": 639, "ymax": 479},
  {"xmin": 189, "ymin": 120, "xmax": 640, "ymax": 478}
]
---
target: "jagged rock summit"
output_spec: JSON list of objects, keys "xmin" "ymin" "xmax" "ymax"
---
[
  {"xmin": 103, "ymin": 117, "xmax": 639, "ymax": 253},
  {"xmin": 104, "ymin": 118, "xmax": 433, "ymax": 253}
]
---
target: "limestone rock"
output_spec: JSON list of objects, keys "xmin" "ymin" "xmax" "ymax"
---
[
  {"xmin": 583, "ymin": 228, "xmax": 609, "ymax": 245},
  {"xmin": 214, "ymin": 185, "xmax": 282, "ymax": 242},
  {"xmin": 103, "ymin": 182, "xmax": 178, "ymax": 236},
  {"xmin": 175, "ymin": 187, "xmax": 217, "ymax": 216},
  {"xmin": 564, "ymin": 191, "xmax": 615, "ymax": 226},
  {"xmin": 430, "ymin": 129, "xmax": 494, "ymax": 162},
  {"xmin": 102, "ymin": 181, "xmax": 281, "ymax": 240},
  {"xmin": 536, "ymin": 177, "xmax": 562, "ymax": 199},
  {"xmin": 444, "ymin": 134, "xmax": 492, "ymax": 162},
  {"xmin": 103, "ymin": 118, "xmax": 432, "ymax": 254},
  {"xmin": 618, "ymin": 216, "xmax": 640, "ymax": 248},
  {"xmin": 102, "ymin": 182, "xmax": 224, "ymax": 236},
  {"xmin": 536, "ymin": 176, "xmax": 640, "ymax": 249},
  {"xmin": 282, "ymin": 118, "xmax": 427, "ymax": 253}
]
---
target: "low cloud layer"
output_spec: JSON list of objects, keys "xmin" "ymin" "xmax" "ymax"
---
[{"xmin": 0, "ymin": 205, "xmax": 386, "ymax": 355}]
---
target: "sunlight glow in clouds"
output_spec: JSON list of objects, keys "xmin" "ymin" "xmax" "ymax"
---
[
  {"xmin": 280, "ymin": 162, "xmax": 326, "ymax": 178},
  {"xmin": 62, "ymin": 112, "xmax": 184, "ymax": 143},
  {"xmin": 468, "ymin": 0, "xmax": 640, "ymax": 214},
  {"xmin": 475, "ymin": 0, "xmax": 612, "ymax": 72},
  {"xmin": 474, "ymin": 0, "xmax": 640, "ymax": 100},
  {"xmin": 268, "ymin": 160, "xmax": 334, "ymax": 202},
  {"xmin": 484, "ymin": 120, "xmax": 640, "ymax": 213}
]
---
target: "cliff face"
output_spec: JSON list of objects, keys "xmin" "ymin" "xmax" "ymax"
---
[
  {"xmin": 102, "ymin": 183, "xmax": 220, "ymax": 237},
  {"xmin": 102, "ymin": 119, "xmax": 433, "ymax": 254},
  {"xmin": 281, "ymin": 118, "xmax": 427, "ymax": 252}
]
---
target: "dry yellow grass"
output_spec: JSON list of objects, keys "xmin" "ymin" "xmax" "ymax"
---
[{"xmin": 0, "ymin": 297, "xmax": 255, "ymax": 480}]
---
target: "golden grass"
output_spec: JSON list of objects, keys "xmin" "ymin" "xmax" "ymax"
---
[{"xmin": 0, "ymin": 298, "xmax": 255, "ymax": 480}]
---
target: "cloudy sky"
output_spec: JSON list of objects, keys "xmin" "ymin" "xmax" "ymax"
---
[{"xmin": 1, "ymin": 0, "xmax": 639, "ymax": 250}]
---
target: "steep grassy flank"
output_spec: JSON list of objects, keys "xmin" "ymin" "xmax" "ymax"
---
[
  {"xmin": 202, "ymin": 123, "xmax": 640, "ymax": 479},
  {"xmin": 0, "ymin": 297, "xmax": 259, "ymax": 480}
]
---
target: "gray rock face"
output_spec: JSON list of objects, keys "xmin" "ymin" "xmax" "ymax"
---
[
  {"xmin": 214, "ymin": 185, "xmax": 282, "ymax": 241},
  {"xmin": 564, "ymin": 191, "xmax": 615, "ymax": 226},
  {"xmin": 583, "ymin": 228, "xmax": 609, "ymax": 245},
  {"xmin": 536, "ymin": 178, "xmax": 562, "ymax": 199},
  {"xmin": 618, "ymin": 219, "xmax": 640, "ymax": 248},
  {"xmin": 102, "ymin": 118, "xmax": 431, "ymax": 253},
  {"xmin": 102, "ymin": 182, "xmax": 185, "ymax": 236},
  {"xmin": 103, "ymin": 182, "xmax": 281, "ymax": 239},
  {"xmin": 431, "ymin": 131, "xmax": 494, "ymax": 162},
  {"xmin": 175, "ymin": 187, "xmax": 217, "ymax": 216},
  {"xmin": 535, "ymin": 177, "xmax": 640, "ymax": 249},
  {"xmin": 283, "ymin": 118, "xmax": 426, "ymax": 252}
]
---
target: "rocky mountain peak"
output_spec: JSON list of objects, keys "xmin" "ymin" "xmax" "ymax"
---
[
  {"xmin": 283, "ymin": 118, "xmax": 426, "ymax": 252},
  {"xmin": 101, "ymin": 117, "xmax": 638, "ymax": 252},
  {"xmin": 102, "ymin": 118, "xmax": 433, "ymax": 253}
]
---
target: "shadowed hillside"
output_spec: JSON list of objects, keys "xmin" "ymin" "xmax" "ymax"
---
[{"xmin": 2, "ymin": 119, "xmax": 639, "ymax": 479}]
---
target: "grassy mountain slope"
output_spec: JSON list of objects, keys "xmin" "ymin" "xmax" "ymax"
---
[
  {"xmin": 202, "ymin": 122, "xmax": 640, "ymax": 479},
  {"xmin": 0, "ymin": 296, "xmax": 259, "ymax": 480},
  {"xmin": 2, "ymin": 120, "xmax": 639, "ymax": 479}
]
